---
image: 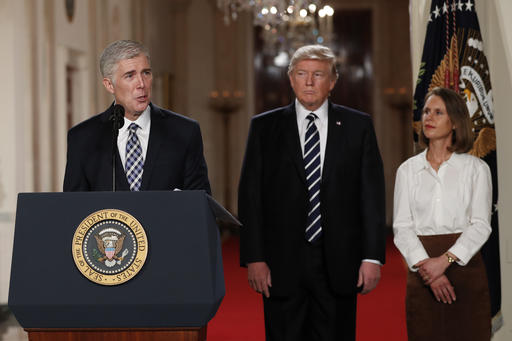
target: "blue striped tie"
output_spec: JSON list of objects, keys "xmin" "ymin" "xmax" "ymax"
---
[
  {"xmin": 304, "ymin": 113, "xmax": 322, "ymax": 243},
  {"xmin": 125, "ymin": 123, "xmax": 144, "ymax": 191}
]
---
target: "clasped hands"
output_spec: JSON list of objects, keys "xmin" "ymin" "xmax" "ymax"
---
[{"xmin": 414, "ymin": 256, "xmax": 456, "ymax": 304}]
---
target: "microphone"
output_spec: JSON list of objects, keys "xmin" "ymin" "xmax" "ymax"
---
[
  {"xmin": 111, "ymin": 104, "xmax": 125, "ymax": 130},
  {"xmin": 110, "ymin": 104, "xmax": 125, "ymax": 191}
]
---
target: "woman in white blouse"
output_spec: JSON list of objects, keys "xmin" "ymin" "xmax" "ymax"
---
[{"xmin": 393, "ymin": 87, "xmax": 492, "ymax": 340}]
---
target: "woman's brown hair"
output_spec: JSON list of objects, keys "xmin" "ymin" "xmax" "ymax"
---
[{"xmin": 420, "ymin": 87, "xmax": 474, "ymax": 153}]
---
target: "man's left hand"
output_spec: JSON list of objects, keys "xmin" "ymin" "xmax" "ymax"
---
[{"xmin": 357, "ymin": 261, "xmax": 381, "ymax": 294}]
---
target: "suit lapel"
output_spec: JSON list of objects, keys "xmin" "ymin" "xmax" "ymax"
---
[
  {"xmin": 281, "ymin": 104, "xmax": 307, "ymax": 185},
  {"xmin": 140, "ymin": 104, "xmax": 164, "ymax": 190},
  {"xmin": 322, "ymin": 102, "xmax": 348, "ymax": 184},
  {"xmin": 115, "ymin": 145, "xmax": 129, "ymax": 190}
]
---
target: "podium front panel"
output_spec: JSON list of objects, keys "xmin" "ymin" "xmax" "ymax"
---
[{"xmin": 8, "ymin": 191, "xmax": 225, "ymax": 328}]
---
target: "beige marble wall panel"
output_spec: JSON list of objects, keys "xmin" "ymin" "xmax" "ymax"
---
[
  {"xmin": 478, "ymin": 1, "xmax": 512, "ymax": 339},
  {"xmin": 0, "ymin": 0, "xmax": 35, "ymax": 304}
]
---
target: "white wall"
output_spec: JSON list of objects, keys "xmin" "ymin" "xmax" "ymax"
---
[
  {"xmin": 410, "ymin": 0, "xmax": 512, "ymax": 339},
  {"xmin": 0, "ymin": 0, "xmax": 34, "ymax": 305},
  {"xmin": 480, "ymin": 1, "xmax": 512, "ymax": 339}
]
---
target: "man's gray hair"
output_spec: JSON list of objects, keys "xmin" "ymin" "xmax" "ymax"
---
[
  {"xmin": 287, "ymin": 45, "xmax": 338, "ymax": 80},
  {"xmin": 99, "ymin": 40, "xmax": 150, "ymax": 79}
]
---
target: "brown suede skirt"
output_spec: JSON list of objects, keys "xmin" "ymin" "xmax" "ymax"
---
[{"xmin": 406, "ymin": 233, "xmax": 491, "ymax": 341}]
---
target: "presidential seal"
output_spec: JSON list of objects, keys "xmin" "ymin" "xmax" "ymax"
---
[{"xmin": 72, "ymin": 209, "xmax": 148, "ymax": 285}]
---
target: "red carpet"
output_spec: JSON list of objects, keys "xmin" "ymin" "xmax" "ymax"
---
[
  {"xmin": 356, "ymin": 236, "xmax": 407, "ymax": 340},
  {"xmin": 208, "ymin": 236, "xmax": 407, "ymax": 340}
]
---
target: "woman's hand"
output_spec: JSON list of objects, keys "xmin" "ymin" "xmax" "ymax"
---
[
  {"xmin": 415, "ymin": 255, "xmax": 450, "ymax": 285},
  {"xmin": 430, "ymin": 275, "xmax": 456, "ymax": 304}
]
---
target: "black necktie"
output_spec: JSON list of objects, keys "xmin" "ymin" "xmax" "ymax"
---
[{"xmin": 304, "ymin": 113, "xmax": 322, "ymax": 242}]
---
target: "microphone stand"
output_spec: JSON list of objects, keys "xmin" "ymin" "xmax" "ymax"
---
[{"xmin": 110, "ymin": 105, "xmax": 125, "ymax": 192}]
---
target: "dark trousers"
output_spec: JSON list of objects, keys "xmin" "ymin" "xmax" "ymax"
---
[{"xmin": 263, "ymin": 240, "xmax": 357, "ymax": 341}]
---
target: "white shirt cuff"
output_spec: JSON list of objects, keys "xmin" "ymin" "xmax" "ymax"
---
[
  {"xmin": 406, "ymin": 248, "xmax": 430, "ymax": 272},
  {"xmin": 362, "ymin": 259, "xmax": 382, "ymax": 266},
  {"xmin": 448, "ymin": 244, "xmax": 470, "ymax": 266}
]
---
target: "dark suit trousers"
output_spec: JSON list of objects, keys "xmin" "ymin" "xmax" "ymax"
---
[{"xmin": 263, "ymin": 239, "xmax": 357, "ymax": 341}]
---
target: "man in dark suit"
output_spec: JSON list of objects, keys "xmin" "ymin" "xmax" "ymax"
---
[
  {"xmin": 239, "ymin": 45, "xmax": 386, "ymax": 340},
  {"xmin": 63, "ymin": 40, "xmax": 210, "ymax": 193}
]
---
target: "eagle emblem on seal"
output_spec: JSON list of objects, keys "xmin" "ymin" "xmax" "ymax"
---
[{"xmin": 94, "ymin": 228, "xmax": 129, "ymax": 267}]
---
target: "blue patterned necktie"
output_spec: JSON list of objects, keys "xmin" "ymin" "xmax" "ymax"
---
[
  {"xmin": 304, "ymin": 113, "xmax": 322, "ymax": 242},
  {"xmin": 125, "ymin": 123, "xmax": 144, "ymax": 191}
]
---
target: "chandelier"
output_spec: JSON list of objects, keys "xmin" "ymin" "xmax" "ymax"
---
[{"xmin": 217, "ymin": 0, "xmax": 334, "ymax": 60}]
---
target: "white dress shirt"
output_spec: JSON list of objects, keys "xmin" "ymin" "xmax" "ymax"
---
[
  {"xmin": 393, "ymin": 149, "xmax": 492, "ymax": 271},
  {"xmin": 117, "ymin": 105, "xmax": 151, "ymax": 170}
]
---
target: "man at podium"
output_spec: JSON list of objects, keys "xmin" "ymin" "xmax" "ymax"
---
[{"xmin": 63, "ymin": 40, "xmax": 211, "ymax": 193}]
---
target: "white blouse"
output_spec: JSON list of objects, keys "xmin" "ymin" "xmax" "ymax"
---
[{"xmin": 393, "ymin": 150, "xmax": 492, "ymax": 270}]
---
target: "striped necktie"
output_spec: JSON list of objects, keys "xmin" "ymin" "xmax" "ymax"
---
[
  {"xmin": 304, "ymin": 113, "xmax": 322, "ymax": 242},
  {"xmin": 125, "ymin": 123, "xmax": 144, "ymax": 191}
]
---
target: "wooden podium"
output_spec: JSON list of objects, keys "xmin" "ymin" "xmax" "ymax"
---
[
  {"xmin": 9, "ymin": 191, "xmax": 238, "ymax": 341},
  {"xmin": 25, "ymin": 327, "xmax": 207, "ymax": 341}
]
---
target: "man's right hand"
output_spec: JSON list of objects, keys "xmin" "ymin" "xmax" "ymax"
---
[{"xmin": 247, "ymin": 262, "xmax": 272, "ymax": 298}]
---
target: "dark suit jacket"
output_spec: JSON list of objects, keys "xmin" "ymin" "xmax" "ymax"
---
[
  {"xmin": 63, "ymin": 103, "xmax": 211, "ymax": 193},
  {"xmin": 238, "ymin": 102, "xmax": 386, "ymax": 296}
]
